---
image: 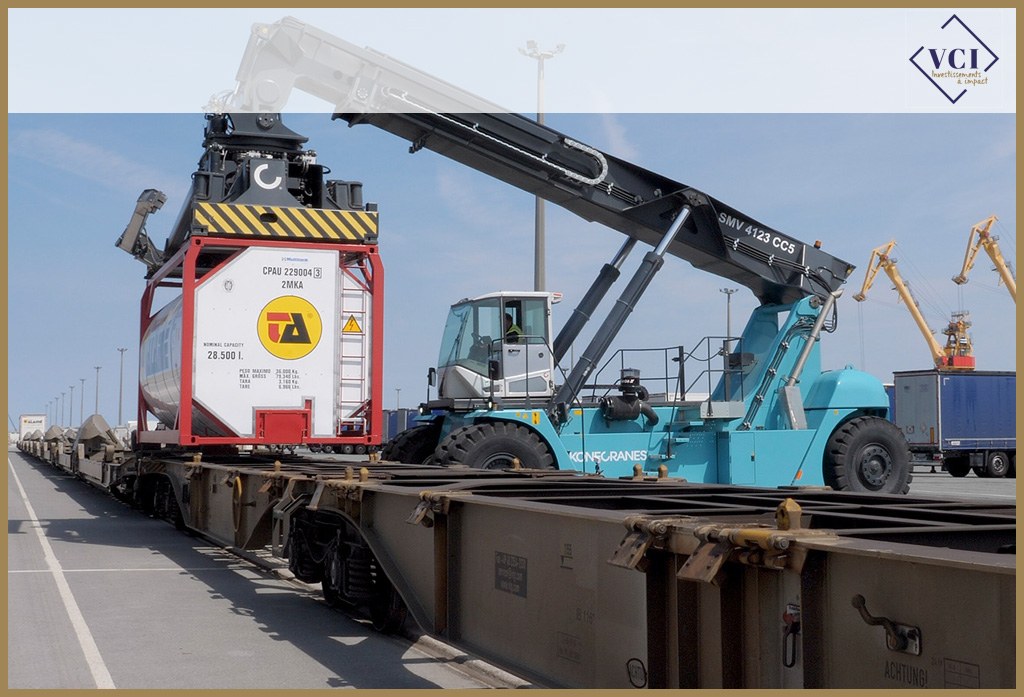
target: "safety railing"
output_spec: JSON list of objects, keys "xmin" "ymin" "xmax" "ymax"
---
[
  {"xmin": 476, "ymin": 333, "xmax": 755, "ymax": 412},
  {"xmin": 577, "ymin": 335, "xmax": 749, "ymax": 405}
]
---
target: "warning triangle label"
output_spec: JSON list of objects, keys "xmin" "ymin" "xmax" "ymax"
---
[{"xmin": 342, "ymin": 315, "xmax": 363, "ymax": 333}]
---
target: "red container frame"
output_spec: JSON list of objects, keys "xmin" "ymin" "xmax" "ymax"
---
[{"xmin": 136, "ymin": 236, "xmax": 384, "ymax": 448}]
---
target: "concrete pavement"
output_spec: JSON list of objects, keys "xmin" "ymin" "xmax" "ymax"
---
[{"xmin": 7, "ymin": 450, "xmax": 505, "ymax": 689}]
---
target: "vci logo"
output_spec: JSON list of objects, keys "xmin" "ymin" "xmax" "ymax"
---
[
  {"xmin": 909, "ymin": 14, "xmax": 999, "ymax": 104},
  {"xmin": 258, "ymin": 296, "xmax": 322, "ymax": 360}
]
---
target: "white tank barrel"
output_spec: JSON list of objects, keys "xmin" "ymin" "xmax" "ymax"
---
[
  {"xmin": 138, "ymin": 246, "xmax": 373, "ymax": 439},
  {"xmin": 140, "ymin": 295, "xmax": 184, "ymax": 431}
]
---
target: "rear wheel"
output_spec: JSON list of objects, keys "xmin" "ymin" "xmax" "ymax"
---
[
  {"xmin": 434, "ymin": 421, "xmax": 555, "ymax": 470},
  {"xmin": 985, "ymin": 451, "xmax": 1010, "ymax": 478},
  {"xmin": 823, "ymin": 416, "xmax": 911, "ymax": 494},
  {"xmin": 945, "ymin": 457, "xmax": 970, "ymax": 478},
  {"xmin": 380, "ymin": 423, "xmax": 441, "ymax": 464}
]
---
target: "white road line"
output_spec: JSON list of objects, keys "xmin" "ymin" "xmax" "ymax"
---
[
  {"xmin": 911, "ymin": 490, "xmax": 1017, "ymax": 500},
  {"xmin": 8, "ymin": 567, "xmax": 249, "ymax": 574},
  {"xmin": 8, "ymin": 457, "xmax": 116, "ymax": 689}
]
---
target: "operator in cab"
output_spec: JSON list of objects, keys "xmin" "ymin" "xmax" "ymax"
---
[{"xmin": 504, "ymin": 313, "xmax": 522, "ymax": 343}]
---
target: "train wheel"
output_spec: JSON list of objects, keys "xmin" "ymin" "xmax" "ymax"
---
[
  {"xmin": 380, "ymin": 424, "xmax": 441, "ymax": 464},
  {"xmin": 434, "ymin": 422, "xmax": 555, "ymax": 470},
  {"xmin": 160, "ymin": 478, "xmax": 187, "ymax": 531},
  {"xmin": 370, "ymin": 585, "xmax": 408, "ymax": 634},
  {"xmin": 321, "ymin": 545, "xmax": 344, "ymax": 608},
  {"xmin": 823, "ymin": 416, "xmax": 911, "ymax": 494},
  {"xmin": 111, "ymin": 476, "xmax": 135, "ymax": 504}
]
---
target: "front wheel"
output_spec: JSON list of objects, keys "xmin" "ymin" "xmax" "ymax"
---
[
  {"xmin": 380, "ymin": 423, "xmax": 441, "ymax": 464},
  {"xmin": 434, "ymin": 422, "xmax": 555, "ymax": 470},
  {"xmin": 823, "ymin": 416, "xmax": 912, "ymax": 494}
]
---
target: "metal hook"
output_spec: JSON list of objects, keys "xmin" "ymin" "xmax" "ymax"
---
[{"xmin": 851, "ymin": 594, "xmax": 920, "ymax": 654}]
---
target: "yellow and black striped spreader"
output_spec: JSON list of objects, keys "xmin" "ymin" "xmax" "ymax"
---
[{"xmin": 193, "ymin": 202, "xmax": 378, "ymax": 242}]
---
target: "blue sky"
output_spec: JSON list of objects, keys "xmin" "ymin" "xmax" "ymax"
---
[
  {"xmin": 7, "ymin": 112, "xmax": 1015, "ymax": 427},
  {"xmin": 8, "ymin": 8, "xmax": 1015, "ymax": 114}
]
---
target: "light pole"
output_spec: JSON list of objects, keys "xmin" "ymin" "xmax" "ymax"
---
[
  {"xmin": 117, "ymin": 347, "xmax": 128, "ymax": 426},
  {"xmin": 60, "ymin": 392, "xmax": 66, "ymax": 428},
  {"xmin": 94, "ymin": 366, "xmax": 102, "ymax": 416},
  {"xmin": 80, "ymin": 378, "xmax": 85, "ymax": 421},
  {"xmin": 519, "ymin": 40, "xmax": 564, "ymax": 292},
  {"xmin": 69, "ymin": 384, "xmax": 75, "ymax": 427},
  {"xmin": 395, "ymin": 387, "xmax": 401, "ymax": 411}
]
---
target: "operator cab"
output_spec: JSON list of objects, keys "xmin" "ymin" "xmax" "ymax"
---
[{"xmin": 436, "ymin": 291, "xmax": 558, "ymax": 400}]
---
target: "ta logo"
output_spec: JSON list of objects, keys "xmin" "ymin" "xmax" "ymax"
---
[
  {"xmin": 258, "ymin": 296, "xmax": 322, "ymax": 360},
  {"xmin": 910, "ymin": 15, "xmax": 998, "ymax": 104}
]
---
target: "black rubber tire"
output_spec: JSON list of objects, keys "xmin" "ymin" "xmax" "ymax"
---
[
  {"xmin": 434, "ymin": 421, "xmax": 556, "ymax": 470},
  {"xmin": 1008, "ymin": 455, "xmax": 1016, "ymax": 479},
  {"xmin": 945, "ymin": 457, "xmax": 970, "ymax": 478},
  {"xmin": 823, "ymin": 416, "xmax": 912, "ymax": 494},
  {"xmin": 380, "ymin": 424, "xmax": 441, "ymax": 464},
  {"xmin": 985, "ymin": 451, "xmax": 1010, "ymax": 478}
]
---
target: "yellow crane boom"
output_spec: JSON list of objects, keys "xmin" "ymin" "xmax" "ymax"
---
[
  {"xmin": 854, "ymin": 240, "xmax": 975, "ymax": 371},
  {"xmin": 953, "ymin": 215, "xmax": 1016, "ymax": 302}
]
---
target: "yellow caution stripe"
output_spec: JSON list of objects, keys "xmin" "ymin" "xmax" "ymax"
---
[{"xmin": 194, "ymin": 202, "xmax": 378, "ymax": 242}]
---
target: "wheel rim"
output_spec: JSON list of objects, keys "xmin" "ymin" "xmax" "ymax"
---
[
  {"xmin": 480, "ymin": 452, "xmax": 517, "ymax": 469},
  {"xmin": 858, "ymin": 445, "xmax": 892, "ymax": 489}
]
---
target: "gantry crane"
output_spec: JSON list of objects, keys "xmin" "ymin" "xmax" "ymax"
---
[
  {"xmin": 854, "ymin": 240, "xmax": 975, "ymax": 371},
  {"xmin": 953, "ymin": 215, "xmax": 1016, "ymax": 302}
]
